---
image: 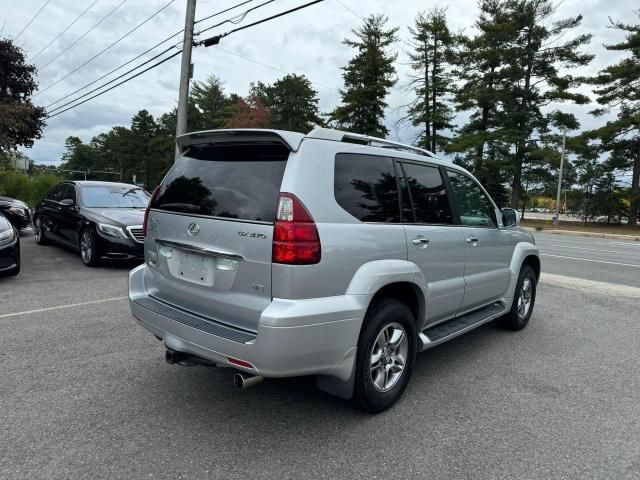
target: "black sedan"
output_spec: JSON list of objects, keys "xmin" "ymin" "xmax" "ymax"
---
[
  {"xmin": 0, "ymin": 196, "xmax": 32, "ymax": 231},
  {"xmin": 33, "ymin": 181, "xmax": 150, "ymax": 266},
  {"xmin": 0, "ymin": 213, "xmax": 20, "ymax": 276}
]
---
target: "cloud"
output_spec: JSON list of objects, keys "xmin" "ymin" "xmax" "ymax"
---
[{"xmin": 3, "ymin": 0, "xmax": 635, "ymax": 164}]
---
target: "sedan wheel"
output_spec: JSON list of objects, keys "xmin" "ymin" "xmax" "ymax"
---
[
  {"xmin": 34, "ymin": 218, "xmax": 48, "ymax": 245},
  {"xmin": 80, "ymin": 230, "xmax": 99, "ymax": 266}
]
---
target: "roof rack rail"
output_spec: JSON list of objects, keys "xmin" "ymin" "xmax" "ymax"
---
[{"xmin": 306, "ymin": 128, "xmax": 437, "ymax": 158}]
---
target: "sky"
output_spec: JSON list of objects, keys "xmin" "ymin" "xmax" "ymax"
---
[{"xmin": 1, "ymin": 0, "xmax": 635, "ymax": 166}]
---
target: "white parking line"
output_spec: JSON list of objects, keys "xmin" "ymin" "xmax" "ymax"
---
[
  {"xmin": 0, "ymin": 296, "xmax": 128, "ymax": 320},
  {"xmin": 609, "ymin": 242, "xmax": 640, "ymax": 247},
  {"xmin": 550, "ymin": 245, "xmax": 640, "ymax": 256},
  {"xmin": 541, "ymin": 253, "xmax": 640, "ymax": 268},
  {"xmin": 541, "ymin": 273, "xmax": 640, "ymax": 298}
]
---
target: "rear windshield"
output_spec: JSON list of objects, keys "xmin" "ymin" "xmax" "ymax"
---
[{"xmin": 154, "ymin": 144, "xmax": 289, "ymax": 222}]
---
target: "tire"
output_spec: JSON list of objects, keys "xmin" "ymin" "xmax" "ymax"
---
[
  {"xmin": 80, "ymin": 229, "xmax": 100, "ymax": 267},
  {"xmin": 33, "ymin": 217, "xmax": 48, "ymax": 245},
  {"xmin": 354, "ymin": 299, "xmax": 417, "ymax": 413},
  {"xmin": 496, "ymin": 265, "xmax": 537, "ymax": 331}
]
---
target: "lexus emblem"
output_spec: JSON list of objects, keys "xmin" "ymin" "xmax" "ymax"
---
[{"xmin": 187, "ymin": 223, "xmax": 200, "ymax": 236}]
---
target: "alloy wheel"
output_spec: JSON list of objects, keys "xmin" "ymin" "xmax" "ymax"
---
[
  {"xmin": 369, "ymin": 322, "xmax": 408, "ymax": 392},
  {"xmin": 517, "ymin": 277, "xmax": 533, "ymax": 320},
  {"xmin": 80, "ymin": 232, "xmax": 93, "ymax": 264}
]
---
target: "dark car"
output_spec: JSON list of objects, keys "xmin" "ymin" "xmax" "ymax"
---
[
  {"xmin": 0, "ymin": 213, "xmax": 20, "ymax": 276},
  {"xmin": 0, "ymin": 196, "xmax": 32, "ymax": 231},
  {"xmin": 33, "ymin": 181, "xmax": 150, "ymax": 266}
]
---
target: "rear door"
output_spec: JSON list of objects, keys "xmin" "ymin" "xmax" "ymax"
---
[
  {"xmin": 446, "ymin": 169, "xmax": 514, "ymax": 311},
  {"xmin": 145, "ymin": 142, "xmax": 290, "ymax": 333},
  {"xmin": 399, "ymin": 161, "xmax": 466, "ymax": 324},
  {"xmin": 40, "ymin": 184, "xmax": 66, "ymax": 241}
]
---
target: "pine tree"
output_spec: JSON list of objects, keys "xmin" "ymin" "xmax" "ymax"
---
[
  {"xmin": 190, "ymin": 75, "xmax": 235, "ymax": 130},
  {"xmin": 403, "ymin": 7, "xmax": 456, "ymax": 153},
  {"xmin": 588, "ymin": 13, "xmax": 640, "ymax": 226},
  {"xmin": 502, "ymin": 0, "xmax": 593, "ymax": 209},
  {"xmin": 330, "ymin": 14, "xmax": 399, "ymax": 137},
  {"xmin": 448, "ymin": 0, "xmax": 515, "ymax": 202},
  {"xmin": 251, "ymin": 74, "xmax": 322, "ymax": 133}
]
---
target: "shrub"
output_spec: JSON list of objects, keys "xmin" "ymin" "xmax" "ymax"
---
[
  {"xmin": 535, "ymin": 226, "xmax": 544, "ymax": 232},
  {"xmin": 0, "ymin": 172, "xmax": 63, "ymax": 206}
]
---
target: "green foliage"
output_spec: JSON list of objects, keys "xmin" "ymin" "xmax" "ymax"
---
[
  {"xmin": 0, "ymin": 38, "xmax": 47, "ymax": 154},
  {"xmin": 0, "ymin": 171, "xmax": 61, "ymax": 206},
  {"xmin": 330, "ymin": 14, "xmax": 399, "ymax": 137},
  {"xmin": 251, "ymin": 74, "xmax": 322, "ymax": 133},
  {"xmin": 586, "ymin": 12, "xmax": 640, "ymax": 226},
  {"xmin": 403, "ymin": 7, "xmax": 456, "ymax": 153},
  {"xmin": 449, "ymin": 0, "xmax": 593, "ymax": 209}
]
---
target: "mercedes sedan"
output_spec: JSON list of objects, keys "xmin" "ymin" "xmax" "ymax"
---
[
  {"xmin": 33, "ymin": 181, "xmax": 150, "ymax": 266},
  {"xmin": 0, "ymin": 196, "xmax": 32, "ymax": 232},
  {"xmin": 0, "ymin": 213, "xmax": 20, "ymax": 276}
]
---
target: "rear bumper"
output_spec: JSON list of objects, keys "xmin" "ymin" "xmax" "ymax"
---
[{"xmin": 128, "ymin": 264, "xmax": 367, "ymax": 379}]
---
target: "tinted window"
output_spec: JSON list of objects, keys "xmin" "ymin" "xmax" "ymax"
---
[
  {"xmin": 81, "ymin": 186, "xmax": 149, "ymax": 208},
  {"xmin": 46, "ymin": 185, "xmax": 66, "ymax": 202},
  {"xmin": 154, "ymin": 144, "xmax": 289, "ymax": 222},
  {"xmin": 401, "ymin": 163, "xmax": 452, "ymax": 224},
  {"xmin": 447, "ymin": 170, "xmax": 497, "ymax": 227},
  {"xmin": 61, "ymin": 185, "xmax": 76, "ymax": 203},
  {"xmin": 334, "ymin": 154, "xmax": 400, "ymax": 223}
]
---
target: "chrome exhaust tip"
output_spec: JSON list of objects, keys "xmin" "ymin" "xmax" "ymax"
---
[{"xmin": 233, "ymin": 372, "xmax": 263, "ymax": 390}]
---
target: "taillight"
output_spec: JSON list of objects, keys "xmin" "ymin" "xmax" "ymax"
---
[
  {"xmin": 142, "ymin": 187, "xmax": 160, "ymax": 237},
  {"xmin": 273, "ymin": 193, "xmax": 321, "ymax": 265}
]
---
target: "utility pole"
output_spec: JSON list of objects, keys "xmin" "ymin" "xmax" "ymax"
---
[
  {"xmin": 175, "ymin": 0, "xmax": 197, "ymax": 161},
  {"xmin": 554, "ymin": 129, "xmax": 566, "ymax": 228}
]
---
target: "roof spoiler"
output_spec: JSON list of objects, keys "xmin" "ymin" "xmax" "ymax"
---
[{"xmin": 176, "ymin": 129, "xmax": 305, "ymax": 153}]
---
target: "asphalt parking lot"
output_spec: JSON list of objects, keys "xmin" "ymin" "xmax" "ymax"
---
[{"xmin": 1, "ymin": 232, "xmax": 640, "ymax": 479}]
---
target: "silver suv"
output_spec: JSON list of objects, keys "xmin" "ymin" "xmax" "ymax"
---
[{"xmin": 129, "ymin": 128, "xmax": 540, "ymax": 412}]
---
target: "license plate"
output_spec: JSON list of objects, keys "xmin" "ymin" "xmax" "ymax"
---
[{"xmin": 171, "ymin": 250, "xmax": 215, "ymax": 286}]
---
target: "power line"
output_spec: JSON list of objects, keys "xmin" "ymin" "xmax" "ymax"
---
[
  {"xmin": 29, "ymin": 0, "xmax": 101, "ymax": 63},
  {"xmin": 194, "ymin": 0, "xmax": 275, "ymax": 36},
  {"xmin": 47, "ymin": 49, "xmax": 182, "ymax": 119},
  {"xmin": 216, "ymin": 47, "xmax": 338, "ymax": 92},
  {"xmin": 14, "ymin": 0, "xmax": 52, "ymax": 42},
  {"xmin": 46, "ymin": 45, "xmax": 179, "ymax": 114},
  {"xmin": 44, "ymin": 0, "xmax": 270, "ymax": 111},
  {"xmin": 45, "ymin": 34, "xmax": 183, "ymax": 109},
  {"xmin": 37, "ymin": 0, "xmax": 129, "ymax": 72},
  {"xmin": 333, "ymin": 0, "xmax": 361, "ymax": 20},
  {"xmin": 196, "ymin": 0, "xmax": 326, "ymax": 46},
  {"xmin": 195, "ymin": 0, "xmax": 256, "ymax": 24},
  {"xmin": 35, "ymin": 0, "xmax": 175, "ymax": 98}
]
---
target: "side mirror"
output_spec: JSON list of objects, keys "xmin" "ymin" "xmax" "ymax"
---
[
  {"xmin": 60, "ymin": 198, "xmax": 75, "ymax": 207},
  {"xmin": 502, "ymin": 208, "xmax": 519, "ymax": 227}
]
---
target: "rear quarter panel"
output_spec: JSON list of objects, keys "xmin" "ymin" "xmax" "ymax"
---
[{"xmin": 272, "ymin": 139, "xmax": 408, "ymax": 299}]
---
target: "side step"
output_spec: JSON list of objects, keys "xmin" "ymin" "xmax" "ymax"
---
[{"xmin": 419, "ymin": 301, "xmax": 507, "ymax": 351}]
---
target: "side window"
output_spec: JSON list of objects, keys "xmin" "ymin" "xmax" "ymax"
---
[
  {"xmin": 61, "ymin": 185, "xmax": 76, "ymax": 203},
  {"xmin": 447, "ymin": 170, "xmax": 497, "ymax": 227},
  {"xmin": 46, "ymin": 185, "xmax": 65, "ymax": 202},
  {"xmin": 401, "ymin": 162, "xmax": 452, "ymax": 224},
  {"xmin": 334, "ymin": 154, "xmax": 400, "ymax": 223}
]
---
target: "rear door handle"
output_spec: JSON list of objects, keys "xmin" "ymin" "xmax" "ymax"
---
[
  {"xmin": 412, "ymin": 237, "xmax": 430, "ymax": 246},
  {"xmin": 466, "ymin": 237, "xmax": 480, "ymax": 244}
]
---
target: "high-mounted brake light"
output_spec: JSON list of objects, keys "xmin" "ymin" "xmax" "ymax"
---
[
  {"xmin": 142, "ymin": 187, "xmax": 160, "ymax": 237},
  {"xmin": 272, "ymin": 193, "xmax": 321, "ymax": 265}
]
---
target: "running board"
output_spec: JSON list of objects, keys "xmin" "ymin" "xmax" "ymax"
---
[{"xmin": 419, "ymin": 301, "xmax": 507, "ymax": 351}]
